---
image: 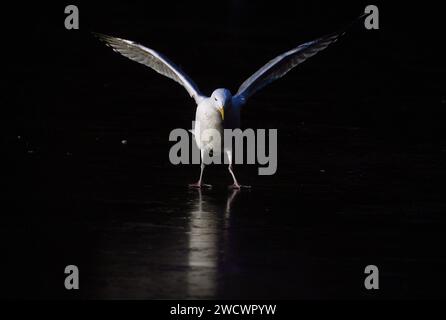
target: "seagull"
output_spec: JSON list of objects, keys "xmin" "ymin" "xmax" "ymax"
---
[{"xmin": 94, "ymin": 17, "xmax": 361, "ymax": 189}]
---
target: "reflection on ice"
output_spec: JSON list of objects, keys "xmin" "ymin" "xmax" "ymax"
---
[{"xmin": 186, "ymin": 189, "xmax": 240, "ymax": 298}]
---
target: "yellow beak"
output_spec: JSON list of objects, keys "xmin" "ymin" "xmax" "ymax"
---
[{"xmin": 219, "ymin": 107, "xmax": 224, "ymax": 120}]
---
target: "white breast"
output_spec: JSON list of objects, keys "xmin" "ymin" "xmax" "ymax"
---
[{"xmin": 194, "ymin": 98, "xmax": 223, "ymax": 152}]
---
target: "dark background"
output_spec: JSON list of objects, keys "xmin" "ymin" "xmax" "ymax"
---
[{"xmin": 3, "ymin": 1, "xmax": 446, "ymax": 299}]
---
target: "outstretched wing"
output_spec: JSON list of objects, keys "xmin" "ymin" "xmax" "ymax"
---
[
  {"xmin": 95, "ymin": 33, "xmax": 205, "ymax": 104},
  {"xmin": 233, "ymin": 31, "xmax": 342, "ymax": 107},
  {"xmin": 233, "ymin": 14, "xmax": 368, "ymax": 106}
]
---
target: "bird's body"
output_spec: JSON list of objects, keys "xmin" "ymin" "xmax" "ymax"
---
[
  {"xmin": 194, "ymin": 97, "xmax": 224, "ymax": 153},
  {"xmin": 95, "ymin": 16, "xmax": 361, "ymax": 188}
]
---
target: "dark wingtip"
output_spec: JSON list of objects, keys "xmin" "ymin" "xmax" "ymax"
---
[
  {"xmin": 357, "ymin": 12, "xmax": 369, "ymax": 21},
  {"xmin": 330, "ymin": 12, "xmax": 369, "ymax": 39},
  {"xmin": 91, "ymin": 32, "xmax": 119, "ymax": 45},
  {"xmin": 92, "ymin": 32, "xmax": 108, "ymax": 41}
]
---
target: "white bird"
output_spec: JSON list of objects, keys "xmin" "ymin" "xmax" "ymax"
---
[{"xmin": 95, "ymin": 21, "xmax": 352, "ymax": 189}]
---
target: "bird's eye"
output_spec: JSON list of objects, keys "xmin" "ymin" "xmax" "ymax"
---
[{"xmin": 214, "ymin": 97, "xmax": 218, "ymax": 101}]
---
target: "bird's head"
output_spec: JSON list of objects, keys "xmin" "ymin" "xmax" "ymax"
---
[{"xmin": 211, "ymin": 88, "xmax": 232, "ymax": 120}]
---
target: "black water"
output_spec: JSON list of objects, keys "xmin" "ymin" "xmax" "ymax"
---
[{"xmin": 4, "ymin": 2, "xmax": 446, "ymax": 299}]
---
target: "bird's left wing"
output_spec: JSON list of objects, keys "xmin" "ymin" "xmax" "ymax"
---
[
  {"xmin": 95, "ymin": 33, "xmax": 205, "ymax": 104},
  {"xmin": 232, "ymin": 13, "xmax": 367, "ymax": 107},
  {"xmin": 232, "ymin": 31, "xmax": 341, "ymax": 107}
]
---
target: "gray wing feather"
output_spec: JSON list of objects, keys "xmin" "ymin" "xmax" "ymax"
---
[
  {"xmin": 95, "ymin": 33, "xmax": 204, "ymax": 104},
  {"xmin": 233, "ymin": 32, "xmax": 341, "ymax": 106}
]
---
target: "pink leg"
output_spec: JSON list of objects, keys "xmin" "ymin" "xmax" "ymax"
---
[
  {"xmin": 189, "ymin": 163, "xmax": 212, "ymax": 188},
  {"xmin": 228, "ymin": 164, "xmax": 251, "ymax": 189}
]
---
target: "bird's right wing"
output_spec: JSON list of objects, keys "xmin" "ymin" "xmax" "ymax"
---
[{"xmin": 95, "ymin": 33, "xmax": 205, "ymax": 104}]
